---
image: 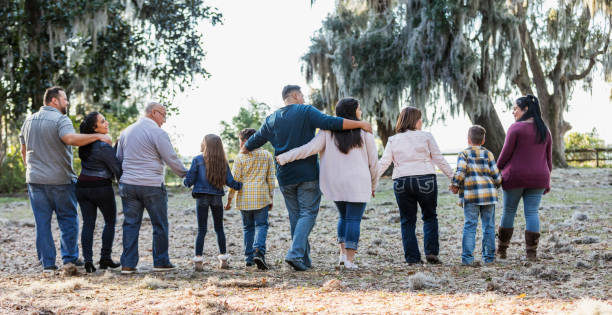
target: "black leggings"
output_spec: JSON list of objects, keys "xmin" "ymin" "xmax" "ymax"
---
[
  {"xmin": 194, "ymin": 194, "xmax": 226, "ymax": 256},
  {"xmin": 76, "ymin": 185, "xmax": 117, "ymax": 262}
]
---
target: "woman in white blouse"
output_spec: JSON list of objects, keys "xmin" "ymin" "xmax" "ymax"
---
[
  {"xmin": 377, "ymin": 106, "xmax": 453, "ymax": 265},
  {"xmin": 276, "ymin": 98, "xmax": 378, "ymax": 270}
]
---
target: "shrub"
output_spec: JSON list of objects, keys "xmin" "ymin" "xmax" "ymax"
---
[{"xmin": 0, "ymin": 147, "xmax": 26, "ymax": 193}]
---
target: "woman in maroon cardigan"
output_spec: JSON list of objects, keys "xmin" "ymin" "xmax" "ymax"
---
[{"xmin": 496, "ymin": 95, "xmax": 552, "ymax": 261}]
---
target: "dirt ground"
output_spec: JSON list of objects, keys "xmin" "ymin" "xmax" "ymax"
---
[{"xmin": 0, "ymin": 168, "xmax": 610, "ymax": 314}]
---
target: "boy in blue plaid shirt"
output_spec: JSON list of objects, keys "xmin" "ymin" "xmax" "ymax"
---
[{"xmin": 451, "ymin": 125, "xmax": 502, "ymax": 265}]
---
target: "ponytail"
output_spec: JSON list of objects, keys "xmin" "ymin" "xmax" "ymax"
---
[{"xmin": 516, "ymin": 95, "xmax": 548, "ymax": 143}]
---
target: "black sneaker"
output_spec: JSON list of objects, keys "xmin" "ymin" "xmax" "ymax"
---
[
  {"xmin": 425, "ymin": 255, "xmax": 442, "ymax": 264},
  {"xmin": 99, "ymin": 259, "xmax": 121, "ymax": 270},
  {"xmin": 153, "ymin": 263, "xmax": 177, "ymax": 272},
  {"xmin": 246, "ymin": 262, "xmax": 255, "ymax": 267},
  {"xmin": 253, "ymin": 249, "xmax": 269, "ymax": 270},
  {"xmin": 43, "ymin": 265, "xmax": 58, "ymax": 273},
  {"xmin": 84, "ymin": 262, "xmax": 96, "ymax": 273}
]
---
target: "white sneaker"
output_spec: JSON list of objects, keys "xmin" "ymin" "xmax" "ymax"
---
[
  {"xmin": 338, "ymin": 254, "xmax": 347, "ymax": 266},
  {"xmin": 193, "ymin": 256, "xmax": 204, "ymax": 271},
  {"xmin": 218, "ymin": 254, "xmax": 230, "ymax": 269},
  {"xmin": 344, "ymin": 260, "xmax": 359, "ymax": 270}
]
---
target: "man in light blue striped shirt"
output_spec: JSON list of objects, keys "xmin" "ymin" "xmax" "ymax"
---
[{"xmin": 116, "ymin": 102, "xmax": 187, "ymax": 273}]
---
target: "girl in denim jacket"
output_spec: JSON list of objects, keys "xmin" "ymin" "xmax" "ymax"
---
[{"xmin": 184, "ymin": 134, "xmax": 242, "ymax": 270}]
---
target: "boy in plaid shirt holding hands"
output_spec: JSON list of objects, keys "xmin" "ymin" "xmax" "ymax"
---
[
  {"xmin": 225, "ymin": 128, "xmax": 275, "ymax": 270},
  {"xmin": 451, "ymin": 125, "xmax": 502, "ymax": 266}
]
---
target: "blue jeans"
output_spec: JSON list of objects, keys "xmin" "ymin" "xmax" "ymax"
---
[
  {"xmin": 119, "ymin": 183, "xmax": 170, "ymax": 268},
  {"xmin": 500, "ymin": 188, "xmax": 545, "ymax": 232},
  {"xmin": 335, "ymin": 201, "xmax": 366, "ymax": 250},
  {"xmin": 461, "ymin": 203, "xmax": 496, "ymax": 264},
  {"xmin": 240, "ymin": 205, "xmax": 270, "ymax": 263},
  {"xmin": 279, "ymin": 180, "xmax": 322, "ymax": 267},
  {"xmin": 393, "ymin": 174, "xmax": 439, "ymax": 263},
  {"xmin": 76, "ymin": 185, "xmax": 117, "ymax": 262},
  {"xmin": 195, "ymin": 194, "xmax": 226, "ymax": 256},
  {"xmin": 27, "ymin": 183, "xmax": 79, "ymax": 267}
]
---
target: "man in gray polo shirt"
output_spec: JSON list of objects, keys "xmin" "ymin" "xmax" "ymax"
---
[
  {"xmin": 116, "ymin": 102, "xmax": 188, "ymax": 273},
  {"xmin": 20, "ymin": 86, "xmax": 111, "ymax": 272}
]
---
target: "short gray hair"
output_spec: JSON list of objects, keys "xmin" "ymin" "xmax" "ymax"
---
[{"xmin": 145, "ymin": 102, "xmax": 163, "ymax": 114}]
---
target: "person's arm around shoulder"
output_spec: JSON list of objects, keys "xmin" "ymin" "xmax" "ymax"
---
[
  {"xmin": 427, "ymin": 132, "xmax": 454, "ymax": 178},
  {"xmin": 99, "ymin": 142, "xmax": 123, "ymax": 181},
  {"xmin": 488, "ymin": 151, "xmax": 502, "ymax": 188},
  {"xmin": 243, "ymin": 117, "xmax": 272, "ymax": 153},
  {"xmin": 58, "ymin": 115, "xmax": 111, "ymax": 146},
  {"xmin": 497, "ymin": 123, "xmax": 519, "ymax": 170},
  {"xmin": 364, "ymin": 132, "xmax": 379, "ymax": 196},
  {"xmin": 276, "ymin": 130, "xmax": 326, "ymax": 165},
  {"xmin": 307, "ymin": 106, "xmax": 372, "ymax": 133},
  {"xmin": 183, "ymin": 156, "xmax": 198, "ymax": 188},
  {"xmin": 155, "ymin": 130, "xmax": 188, "ymax": 177},
  {"xmin": 376, "ymin": 136, "xmax": 394, "ymax": 180}
]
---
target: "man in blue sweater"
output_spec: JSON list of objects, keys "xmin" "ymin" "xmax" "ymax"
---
[{"xmin": 244, "ymin": 85, "xmax": 371, "ymax": 271}]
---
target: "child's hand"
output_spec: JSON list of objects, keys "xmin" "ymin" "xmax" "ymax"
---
[
  {"xmin": 450, "ymin": 185, "xmax": 459, "ymax": 194},
  {"xmin": 224, "ymin": 202, "xmax": 231, "ymax": 210}
]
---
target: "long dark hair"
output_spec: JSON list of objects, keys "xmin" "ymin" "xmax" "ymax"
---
[
  {"xmin": 332, "ymin": 98, "xmax": 363, "ymax": 154},
  {"xmin": 516, "ymin": 95, "xmax": 549, "ymax": 143},
  {"xmin": 201, "ymin": 134, "xmax": 228, "ymax": 190},
  {"xmin": 78, "ymin": 112, "xmax": 100, "ymax": 161}
]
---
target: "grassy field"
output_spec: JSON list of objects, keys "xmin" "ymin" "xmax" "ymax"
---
[{"xmin": 0, "ymin": 168, "xmax": 610, "ymax": 314}]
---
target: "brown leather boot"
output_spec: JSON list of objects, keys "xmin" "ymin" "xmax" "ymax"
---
[
  {"xmin": 525, "ymin": 230, "xmax": 541, "ymax": 261},
  {"xmin": 497, "ymin": 227, "xmax": 514, "ymax": 259}
]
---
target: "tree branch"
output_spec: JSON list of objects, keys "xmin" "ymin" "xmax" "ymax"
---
[
  {"xmin": 567, "ymin": 31, "xmax": 610, "ymax": 81},
  {"xmin": 518, "ymin": 17, "xmax": 549, "ymax": 99}
]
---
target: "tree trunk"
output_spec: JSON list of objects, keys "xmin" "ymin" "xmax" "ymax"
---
[
  {"xmin": 376, "ymin": 116, "xmax": 394, "ymax": 147},
  {"xmin": 466, "ymin": 101, "xmax": 506, "ymax": 158},
  {"xmin": 540, "ymin": 93, "xmax": 571, "ymax": 168}
]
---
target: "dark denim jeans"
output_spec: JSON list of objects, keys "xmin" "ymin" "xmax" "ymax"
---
[
  {"xmin": 334, "ymin": 201, "xmax": 366, "ymax": 250},
  {"xmin": 240, "ymin": 205, "xmax": 270, "ymax": 263},
  {"xmin": 76, "ymin": 185, "xmax": 117, "ymax": 263},
  {"xmin": 393, "ymin": 174, "xmax": 439, "ymax": 263},
  {"xmin": 462, "ymin": 203, "xmax": 496, "ymax": 264},
  {"xmin": 279, "ymin": 180, "xmax": 322, "ymax": 267},
  {"xmin": 27, "ymin": 183, "xmax": 79, "ymax": 267},
  {"xmin": 119, "ymin": 183, "xmax": 170, "ymax": 268},
  {"xmin": 195, "ymin": 194, "xmax": 226, "ymax": 256}
]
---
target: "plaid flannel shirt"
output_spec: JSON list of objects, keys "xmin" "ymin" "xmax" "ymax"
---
[
  {"xmin": 228, "ymin": 148, "xmax": 276, "ymax": 211},
  {"xmin": 451, "ymin": 146, "xmax": 502, "ymax": 206}
]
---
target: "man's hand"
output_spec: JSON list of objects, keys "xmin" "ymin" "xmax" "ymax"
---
[
  {"xmin": 239, "ymin": 143, "xmax": 249, "ymax": 154},
  {"xmin": 360, "ymin": 121, "xmax": 373, "ymax": 133},
  {"xmin": 98, "ymin": 133, "xmax": 112, "ymax": 145}
]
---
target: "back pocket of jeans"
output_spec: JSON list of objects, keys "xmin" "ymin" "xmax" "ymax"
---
[{"xmin": 417, "ymin": 177, "xmax": 435, "ymax": 194}]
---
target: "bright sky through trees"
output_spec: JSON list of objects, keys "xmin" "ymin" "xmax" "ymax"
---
[{"xmin": 166, "ymin": 0, "xmax": 612, "ymax": 157}]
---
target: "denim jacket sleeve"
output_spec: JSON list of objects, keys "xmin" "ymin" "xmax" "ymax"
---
[
  {"xmin": 225, "ymin": 164, "xmax": 242, "ymax": 190},
  {"xmin": 99, "ymin": 142, "xmax": 123, "ymax": 181},
  {"xmin": 184, "ymin": 157, "xmax": 198, "ymax": 188}
]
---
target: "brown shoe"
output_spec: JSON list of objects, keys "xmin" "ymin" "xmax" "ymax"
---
[
  {"xmin": 525, "ymin": 230, "xmax": 540, "ymax": 261},
  {"xmin": 121, "ymin": 267, "xmax": 137, "ymax": 274},
  {"xmin": 525, "ymin": 230, "xmax": 541, "ymax": 261},
  {"xmin": 497, "ymin": 227, "xmax": 514, "ymax": 259}
]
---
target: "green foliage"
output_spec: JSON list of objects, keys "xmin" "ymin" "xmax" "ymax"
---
[
  {"xmin": 220, "ymin": 99, "xmax": 273, "ymax": 158},
  {"xmin": 0, "ymin": 0, "xmax": 223, "ymax": 163},
  {"xmin": 0, "ymin": 147, "xmax": 26, "ymax": 193},
  {"xmin": 565, "ymin": 128, "xmax": 605, "ymax": 150}
]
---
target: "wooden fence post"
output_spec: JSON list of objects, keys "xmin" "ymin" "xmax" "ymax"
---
[{"xmin": 595, "ymin": 148, "xmax": 599, "ymax": 168}]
